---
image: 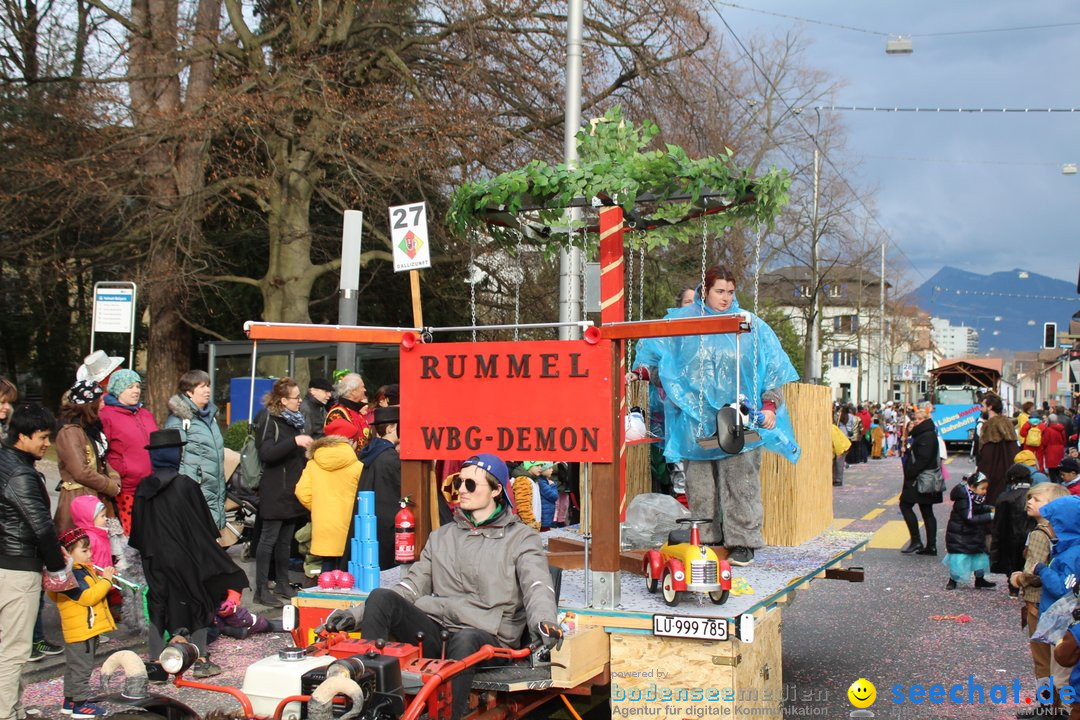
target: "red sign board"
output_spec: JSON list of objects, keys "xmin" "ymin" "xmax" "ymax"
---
[{"xmin": 399, "ymin": 340, "xmax": 614, "ymax": 462}]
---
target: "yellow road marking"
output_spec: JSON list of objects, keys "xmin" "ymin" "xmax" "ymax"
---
[
  {"xmin": 943, "ymin": 456, "xmax": 955, "ymax": 465},
  {"xmin": 861, "ymin": 508, "xmax": 885, "ymax": 521},
  {"xmin": 831, "ymin": 518, "xmax": 855, "ymax": 530},
  {"xmin": 882, "ymin": 493, "xmax": 900, "ymax": 506},
  {"xmin": 868, "ymin": 519, "xmax": 917, "ymax": 549}
]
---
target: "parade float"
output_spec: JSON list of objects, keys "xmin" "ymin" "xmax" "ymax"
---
[{"xmin": 104, "ymin": 109, "xmax": 871, "ymax": 720}]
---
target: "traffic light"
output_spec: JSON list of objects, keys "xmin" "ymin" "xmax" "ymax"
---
[{"xmin": 1043, "ymin": 322, "xmax": 1057, "ymax": 349}]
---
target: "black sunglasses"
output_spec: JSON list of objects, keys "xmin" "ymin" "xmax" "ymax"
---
[{"xmin": 452, "ymin": 476, "xmax": 479, "ymax": 493}]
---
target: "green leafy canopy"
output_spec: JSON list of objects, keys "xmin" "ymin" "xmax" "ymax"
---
[{"xmin": 447, "ymin": 106, "xmax": 790, "ymax": 254}]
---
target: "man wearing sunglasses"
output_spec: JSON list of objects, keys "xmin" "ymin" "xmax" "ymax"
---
[{"xmin": 324, "ymin": 453, "xmax": 562, "ymax": 720}]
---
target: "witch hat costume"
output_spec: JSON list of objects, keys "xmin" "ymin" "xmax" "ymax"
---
[{"xmin": 130, "ymin": 435, "xmax": 246, "ymax": 644}]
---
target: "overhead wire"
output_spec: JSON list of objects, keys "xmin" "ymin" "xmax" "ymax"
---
[
  {"xmin": 705, "ymin": 0, "xmax": 929, "ymax": 281},
  {"xmin": 711, "ymin": 2, "xmax": 1080, "ymax": 39},
  {"xmin": 918, "ymin": 21, "xmax": 1080, "ymax": 38},
  {"xmin": 710, "ymin": 2, "xmax": 883, "ymax": 36},
  {"xmin": 816, "ymin": 105, "xmax": 1080, "ymax": 113}
]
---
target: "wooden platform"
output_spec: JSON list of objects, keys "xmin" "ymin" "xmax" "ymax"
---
[
  {"xmin": 552, "ymin": 528, "xmax": 870, "ymax": 625},
  {"xmin": 299, "ymin": 526, "xmax": 869, "ymax": 629}
]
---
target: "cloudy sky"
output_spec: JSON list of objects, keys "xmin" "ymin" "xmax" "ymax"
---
[{"xmin": 710, "ymin": 1, "xmax": 1079, "ymax": 286}]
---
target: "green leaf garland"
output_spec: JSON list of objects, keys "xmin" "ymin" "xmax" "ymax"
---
[{"xmin": 448, "ymin": 106, "xmax": 791, "ymax": 254}]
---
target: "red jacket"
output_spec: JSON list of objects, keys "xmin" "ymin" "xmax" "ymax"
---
[
  {"xmin": 323, "ymin": 399, "xmax": 370, "ymax": 448},
  {"xmin": 100, "ymin": 398, "xmax": 159, "ymax": 494},
  {"xmin": 1043, "ymin": 422, "xmax": 1067, "ymax": 472},
  {"xmin": 857, "ymin": 410, "xmax": 872, "ymax": 439}
]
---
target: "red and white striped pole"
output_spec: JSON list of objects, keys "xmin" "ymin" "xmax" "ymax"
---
[{"xmin": 598, "ymin": 206, "xmax": 628, "ymax": 522}]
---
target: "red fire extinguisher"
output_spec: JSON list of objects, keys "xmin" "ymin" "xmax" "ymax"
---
[{"xmin": 395, "ymin": 496, "xmax": 416, "ymax": 563}]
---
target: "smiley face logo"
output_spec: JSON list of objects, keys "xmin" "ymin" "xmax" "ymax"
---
[{"xmin": 847, "ymin": 678, "xmax": 876, "ymax": 708}]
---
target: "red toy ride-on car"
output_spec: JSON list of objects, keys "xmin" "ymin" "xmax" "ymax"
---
[{"xmin": 642, "ymin": 518, "xmax": 732, "ymax": 606}]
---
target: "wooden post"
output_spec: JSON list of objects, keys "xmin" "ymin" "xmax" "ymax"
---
[
  {"xmin": 410, "ymin": 270, "xmax": 423, "ymax": 328},
  {"xmin": 401, "ymin": 459, "xmax": 432, "ymax": 555},
  {"xmin": 591, "ymin": 206, "xmax": 626, "ymax": 598}
]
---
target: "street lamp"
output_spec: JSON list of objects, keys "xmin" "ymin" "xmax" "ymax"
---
[{"xmin": 886, "ymin": 35, "xmax": 913, "ymax": 54}]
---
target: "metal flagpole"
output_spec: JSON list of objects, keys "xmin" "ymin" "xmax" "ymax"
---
[
  {"xmin": 879, "ymin": 242, "xmax": 886, "ymax": 404},
  {"xmin": 337, "ymin": 210, "xmax": 363, "ymax": 372},
  {"xmin": 558, "ymin": 0, "xmax": 584, "ymax": 341},
  {"xmin": 248, "ymin": 341, "xmax": 258, "ymax": 424},
  {"xmin": 808, "ymin": 149, "xmax": 821, "ymax": 382}
]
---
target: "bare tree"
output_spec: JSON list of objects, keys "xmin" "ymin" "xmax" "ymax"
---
[
  {"xmin": 191, "ymin": 0, "xmax": 712, "ymax": 342},
  {"xmin": 646, "ymin": 31, "xmax": 884, "ymax": 380},
  {"xmin": 622, "ymin": 32, "xmax": 854, "ymax": 320},
  {"xmin": 0, "ymin": 0, "xmax": 129, "ymax": 404}
]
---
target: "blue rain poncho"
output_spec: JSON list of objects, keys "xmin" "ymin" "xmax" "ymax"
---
[{"xmin": 635, "ymin": 294, "xmax": 800, "ymax": 464}]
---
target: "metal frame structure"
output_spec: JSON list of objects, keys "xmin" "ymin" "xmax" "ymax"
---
[
  {"xmin": 199, "ymin": 338, "xmax": 398, "ymax": 402},
  {"xmin": 243, "ymin": 206, "xmax": 748, "ymax": 609}
]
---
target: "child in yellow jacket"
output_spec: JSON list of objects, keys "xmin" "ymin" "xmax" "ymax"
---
[
  {"xmin": 49, "ymin": 528, "xmax": 116, "ymax": 718},
  {"xmin": 295, "ymin": 434, "xmax": 363, "ymax": 571}
]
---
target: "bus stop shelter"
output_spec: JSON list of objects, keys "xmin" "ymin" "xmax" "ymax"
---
[{"xmin": 199, "ymin": 340, "xmax": 399, "ymax": 399}]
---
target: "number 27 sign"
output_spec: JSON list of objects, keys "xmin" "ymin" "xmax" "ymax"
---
[{"xmin": 389, "ymin": 202, "xmax": 431, "ymax": 272}]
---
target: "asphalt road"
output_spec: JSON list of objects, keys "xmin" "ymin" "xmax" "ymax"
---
[
  {"xmin": 781, "ymin": 451, "xmax": 1039, "ymax": 720},
  {"xmin": 19, "ymin": 453, "xmax": 1047, "ymax": 719}
]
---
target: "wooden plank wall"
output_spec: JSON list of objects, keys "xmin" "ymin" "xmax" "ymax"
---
[{"xmin": 762, "ymin": 382, "xmax": 833, "ymax": 546}]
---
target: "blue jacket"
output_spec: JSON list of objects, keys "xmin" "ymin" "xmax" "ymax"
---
[
  {"xmin": 1068, "ymin": 625, "xmax": 1080, "ymax": 699},
  {"xmin": 1035, "ymin": 496, "xmax": 1080, "ymax": 614},
  {"xmin": 164, "ymin": 394, "xmax": 226, "ymax": 528},
  {"xmin": 537, "ymin": 476, "xmax": 559, "ymax": 527}
]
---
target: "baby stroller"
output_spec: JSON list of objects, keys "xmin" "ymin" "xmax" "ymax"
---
[{"xmin": 224, "ymin": 472, "xmax": 259, "ymax": 559}]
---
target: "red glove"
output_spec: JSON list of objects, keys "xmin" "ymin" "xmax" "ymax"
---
[{"xmin": 219, "ymin": 588, "xmax": 243, "ymax": 616}]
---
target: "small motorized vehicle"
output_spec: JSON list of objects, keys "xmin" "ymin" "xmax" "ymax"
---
[
  {"xmin": 642, "ymin": 518, "xmax": 733, "ymax": 606},
  {"xmin": 97, "ymin": 627, "xmax": 561, "ymax": 720}
]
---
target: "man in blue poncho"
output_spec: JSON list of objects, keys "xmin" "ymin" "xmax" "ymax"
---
[{"xmin": 633, "ymin": 265, "xmax": 800, "ymax": 566}]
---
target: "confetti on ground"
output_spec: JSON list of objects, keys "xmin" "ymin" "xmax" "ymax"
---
[{"xmin": 930, "ymin": 614, "xmax": 972, "ymax": 623}]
